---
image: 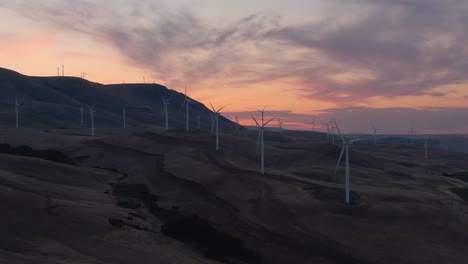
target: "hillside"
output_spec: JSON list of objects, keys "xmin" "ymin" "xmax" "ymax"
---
[
  {"xmin": 0, "ymin": 126, "xmax": 467, "ymax": 264},
  {"xmin": 0, "ymin": 68, "xmax": 238, "ymax": 131}
]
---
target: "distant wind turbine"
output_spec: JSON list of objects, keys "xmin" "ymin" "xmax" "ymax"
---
[
  {"xmin": 425, "ymin": 136, "xmax": 428, "ymax": 160},
  {"xmin": 88, "ymin": 105, "xmax": 96, "ymax": 136},
  {"xmin": 409, "ymin": 123, "xmax": 417, "ymax": 144},
  {"xmin": 235, "ymin": 116, "xmax": 239, "ymax": 131},
  {"xmin": 162, "ymin": 96, "xmax": 171, "ymax": 130},
  {"xmin": 14, "ymin": 98, "xmax": 19, "ymax": 128},
  {"xmin": 123, "ymin": 107, "xmax": 126, "ymax": 129},
  {"xmin": 334, "ymin": 119, "xmax": 360, "ymax": 204},
  {"xmin": 371, "ymin": 122, "xmax": 382, "ymax": 144},
  {"xmin": 210, "ymin": 102, "xmax": 226, "ymax": 151},
  {"xmin": 322, "ymin": 122, "xmax": 330, "ymax": 140},
  {"xmin": 80, "ymin": 103, "xmax": 84, "ymax": 128},
  {"xmin": 178, "ymin": 84, "xmax": 193, "ymax": 132},
  {"xmin": 251, "ymin": 109, "xmax": 274, "ymax": 174}
]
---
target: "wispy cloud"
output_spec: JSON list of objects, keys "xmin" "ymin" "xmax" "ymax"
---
[{"xmin": 2, "ymin": 0, "xmax": 468, "ymax": 132}]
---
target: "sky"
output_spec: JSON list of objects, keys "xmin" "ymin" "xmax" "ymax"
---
[{"xmin": 1, "ymin": 0, "xmax": 468, "ymax": 134}]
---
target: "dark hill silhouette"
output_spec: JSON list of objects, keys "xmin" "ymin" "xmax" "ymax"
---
[{"xmin": 0, "ymin": 68, "xmax": 240, "ymax": 131}]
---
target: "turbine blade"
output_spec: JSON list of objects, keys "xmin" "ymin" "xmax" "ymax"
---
[
  {"xmin": 217, "ymin": 105, "xmax": 227, "ymax": 113},
  {"xmin": 250, "ymin": 113, "xmax": 260, "ymax": 127},
  {"xmin": 333, "ymin": 119, "xmax": 345, "ymax": 142},
  {"xmin": 335, "ymin": 145, "xmax": 345, "ymax": 174},
  {"xmin": 210, "ymin": 101, "xmax": 216, "ymax": 112},
  {"xmin": 178, "ymin": 101, "xmax": 186, "ymax": 112},
  {"xmin": 262, "ymin": 118, "xmax": 275, "ymax": 127}
]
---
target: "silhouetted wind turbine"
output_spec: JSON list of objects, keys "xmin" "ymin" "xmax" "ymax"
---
[
  {"xmin": 162, "ymin": 96, "xmax": 171, "ymax": 130},
  {"xmin": 178, "ymin": 84, "xmax": 193, "ymax": 132},
  {"xmin": 251, "ymin": 109, "xmax": 274, "ymax": 174},
  {"xmin": 334, "ymin": 119, "xmax": 360, "ymax": 204},
  {"xmin": 210, "ymin": 102, "xmax": 226, "ymax": 151},
  {"xmin": 88, "ymin": 105, "xmax": 95, "ymax": 136}
]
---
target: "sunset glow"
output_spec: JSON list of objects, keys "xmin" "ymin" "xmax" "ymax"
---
[{"xmin": 1, "ymin": 0, "xmax": 468, "ymax": 133}]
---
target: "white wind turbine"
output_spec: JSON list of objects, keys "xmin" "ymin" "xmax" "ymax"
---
[
  {"xmin": 251, "ymin": 109, "xmax": 274, "ymax": 174},
  {"xmin": 88, "ymin": 105, "xmax": 96, "ymax": 137},
  {"xmin": 408, "ymin": 122, "xmax": 417, "ymax": 144},
  {"xmin": 210, "ymin": 102, "xmax": 226, "ymax": 151},
  {"xmin": 162, "ymin": 96, "xmax": 171, "ymax": 130},
  {"xmin": 123, "ymin": 107, "xmax": 126, "ymax": 129},
  {"xmin": 334, "ymin": 119, "xmax": 360, "ymax": 204},
  {"xmin": 178, "ymin": 84, "xmax": 193, "ymax": 132},
  {"xmin": 371, "ymin": 122, "xmax": 382, "ymax": 144},
  {"xmin": 14, "ymin": 97, "xmax": 20, "ymax": 128}
]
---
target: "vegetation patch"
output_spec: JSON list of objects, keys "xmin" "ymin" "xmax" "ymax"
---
[
  {"xmin": 110, "ymin": 183, "xmax": 262, "ymax": 264},
  {"xmin": 0, "ymin": 144, "xmax": 74, "ymax": 164}
]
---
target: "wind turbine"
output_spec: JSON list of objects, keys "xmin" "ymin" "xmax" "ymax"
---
[
  {"xmin": 210, "ymin": 102, "xmax": 226, "ymax": 151},
  {"xmin": 80, "ymin": 103, "xmax": 84, "ymax": 128},
  {"xmin": 424, "ymin": 136, "xmax": 428, "ymax": 160},
  {"xmin": 334, "ymin": 119, "xmax": 360, "ymax": 204},
  {"xmin": 178, "ymin": 84, "xmax": 193, "ymax": 132},
  {"xmin": 123, "ymin": 107, "xmax": 126, "ymax": 129},
  {"xmin": 371, "ymin": 123, "xmax": 382, "ymax": 144},
  {"xmin": 88, "ymin": 105, "xmax": 95, "ymax": 137},
  {"xmin": 409, "ymin": 123, "xmax": 416, "ymax": 144},
  {"xmin": 14, "ymin": 98, "xmax": 19, "ymax": 128},
  {"xmin": 162, "ymin": 96, "xmax": 170, "ymax": 130},
  {"xmin": 235, "ymin": 116, "xmax": 239, "ymax": 131},
  {"xmin": 251, "ymin": 109, "xmax": 274, "ymax": 174}
]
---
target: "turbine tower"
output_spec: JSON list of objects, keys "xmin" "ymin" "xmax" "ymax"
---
[
  {"xmin": 80, "ymin": 103, "xmax": 84, "ymax": 128},
  {"xmin": 162, "ymin": 96, "xmax": 171, "ymax": 130},
  {"xmin": 371, "ymin": 123, "xmax": 382, "ymax": 144},
  {"xmin": 235, "ymin": 116, "xmax": 239, "ymax": 131},
  {"xmin": 210, "ymin": 102, "xmax": 226, "ymax": 151},
  {"xmin": 334, "ymin": 119, "xmax": 360, "ymax": 204},
  {"xmin": 409, "ymin": 123, "xmax": 416, "ymax": 144},
  {"xmin": 123, "ymin": 107, "xmax": 126, "ymax": 129},
  {"xmin": 14, "ymin": 98, "xmax": 20, "ymax": 128},
  {"xmin": 178, "ymin": 84, "xmax": 193, "ymax": 132},
  {"xmin": 251, "ymin": 109, "xmax": 274, "ymax": 174},
  {"xmin": 88, "ymin": 105, "xmax": 96, "ymax": 137},
  {"xmin": 425, "ymin": 136, "xmax": 428, "ymax": 160}
]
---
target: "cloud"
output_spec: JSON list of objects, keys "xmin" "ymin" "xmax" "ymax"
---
[{"xmin": 2, "ymin": 0, "xmax": 468, "ymax": 107}]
